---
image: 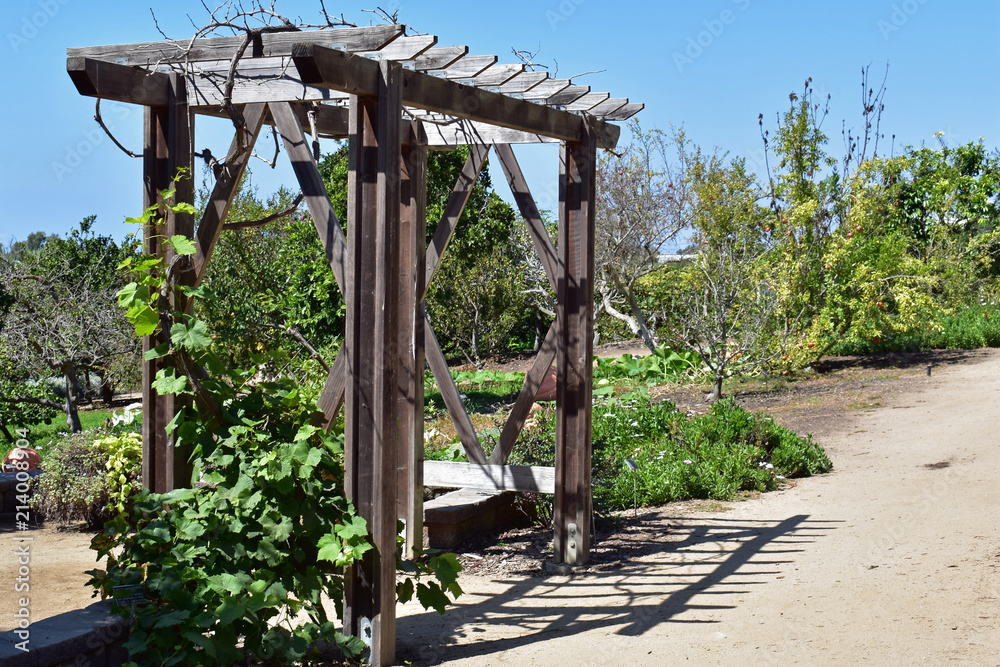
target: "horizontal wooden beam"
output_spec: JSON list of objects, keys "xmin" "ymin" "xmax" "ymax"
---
[
  {"xmin": 292, "ymin": 44, "xmax": 621, "ymax": 149},
  {"xmin": 420, "ymin": 119, "xmax": 558, "ymax": 147},
  {"xmin": 424, "ymin": 461, "xmax": 555, "ymax": 494},
  {"xmin": 67, "ymin": 57, "xmax": 171, "ymax": 106},
  {"xmin": 66, "ymin": 25, "xmax": 404, "ymax": 65}
]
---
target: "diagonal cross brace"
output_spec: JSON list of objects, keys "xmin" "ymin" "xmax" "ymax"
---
[
  {"xmin": 493, "ymin": 143, "xmax": 559, "ymax": 292},
  {"xmin": 489, "ymin": 319, "xmax": 557, "ymax": 465},
  {"xmin": 193, "ymin": 103, "xmax": 268, "ymax": 286}
]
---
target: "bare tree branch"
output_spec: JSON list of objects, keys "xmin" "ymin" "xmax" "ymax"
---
[{"xmin": 223, "ymin": 192, "xmax": 304, "ymax": 229}]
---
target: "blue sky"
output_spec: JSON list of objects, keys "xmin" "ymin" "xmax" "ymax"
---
[{"xmin": 2, "ymin": 0, "xmax": 998, "ymax": 244}]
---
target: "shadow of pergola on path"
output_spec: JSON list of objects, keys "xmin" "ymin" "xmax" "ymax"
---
[{"xmin": 397, "ymin": 514, "xmax": 841, "ymax": 665}]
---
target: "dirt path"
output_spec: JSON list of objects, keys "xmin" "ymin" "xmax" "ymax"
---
[
  {"xmin": 396, "ymin": 353, "xmax": 1000, "ymax": 665},
  {"xmin": 1, "ymin": 351, "xmax": 998, "ymax": 665}
]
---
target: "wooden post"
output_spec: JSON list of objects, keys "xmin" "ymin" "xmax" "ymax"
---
[
  {"xmin": 141, "ymin": 73, "xmax": 193, "ymax": 493},
  {"xmin": 343, "ymin": 59, "xmax": 403, "ymax": 667},
  {"xmin": 398, "ymin": 125, "xmax": 428, "ymax": 557},
  {"xmin": 553, "ymin": 127, "xmax": 597, "ymax": 566}
]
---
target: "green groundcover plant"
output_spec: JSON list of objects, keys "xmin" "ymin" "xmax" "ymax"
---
[
  {"xmin": 512, "ymin": 389, "xmax": 832, "ymax": 512},
  {"xmin": 88, "ymin": 187, "xmax": 461, "ymax": 666}
]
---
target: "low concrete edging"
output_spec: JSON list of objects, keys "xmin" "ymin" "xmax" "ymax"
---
[{"xmin": 0, "ymin": 601, "xmax": 128, "ymax": 667}]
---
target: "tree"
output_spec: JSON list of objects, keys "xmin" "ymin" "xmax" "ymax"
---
[
  {"xmin": 197, "ymin": 179, "xmax": 340, "ymax": 378},
  {"xmin": 759, "ymin": 79, "xmax": 843, "ymax": 349},
  {"xmin": 0, "ymin": 220, "xmax": 140, "ymax": 432},
  {"xmin": 881, "ymin": 139, "xmax": 1000, "ymax": 307},
  {"xmin": 669, "ymin": 152, "xmax": 782, "ymax": 400},
  {"xmin": 801, "ymin": 157, "xmax": 937, "ymax": 357},
  {"xmin": 595, "ymin": 122, "xmax": 691, "ymax": 351},
  {"xmin": 0, "ymin": 346, "xmax": 59, "ymax": 443}
]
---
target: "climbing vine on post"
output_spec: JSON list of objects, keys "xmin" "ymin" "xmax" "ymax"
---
[{"xmin": 90, "ymin": 191, "xmax": 461, "ymax": 666}]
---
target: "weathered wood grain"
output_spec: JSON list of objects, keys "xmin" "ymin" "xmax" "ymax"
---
[
  {"xmin": 67, "ymin": 57, "xmax": 171, "ymax": 106},
  {"xmin": 357, "ymin": 34, "xmax": 436, "ymax": 61},
  {"xmin": 342, "ymin": 59, "xmax": 404, "ymax": 667},
  {"xmin": 318, "ymin": 350, "xmax": 347, "ymax": 427},
  {"xmin": 546, "ymin": 85, "xmax": 591, "ymax": 107},
  {"xmin": 553, "ymin": 129, "xmax": 597, "ymax": 567},
  {"xmin": 424, "ymin": 461, "xmax": 556, "ymax": 494},
  {"xmin": 566, "ymin": 91, "xmax": 610, "ymax": 111},
  {"xmin": 584, "ymin": 97, "xmax": 628, "ymax": 117},
  {"xmin": 520, "ymin": 78, "xmax": 572, "ymax": 99},
  {"xmin": 412, "ymin": 45, "xmax": 468, "ymax": 71},
  {"xmin": 268, "ymin": 101, "xmax": 348, "ymax": 291},
  {"xmin": 292, "ymin": 44, "xmax": 622, "ymax": 149},
  {"xmin": 66, "ymin": 25, "xmax": 404, "ymax": 65},
  {"xmin": 398, "ymin": 128, "xmax": 428, "ymax": 557},
  {"xmin": 493, "ymin": 144, "xmax": 560, "ymax": 291},
  {"xmin": 469, "ymin": 63, "xmax": 524, "ymax": 86},
  {"xmin": 370, "ymin": 59, "xmax": 403, "ymax": 667},
  {"xmin": 495, "ymin": 71, "xmax": 549, "ymax": 94},
  {"xmin": 419, "ymin": 120, "xmax": 559, "ymax": 147},
  {"xmin": 604, "ymin": 102, "xmax": 644, "ymax": 121},
  {"xmin": 432, "ymin": 54, "xmax": 496, "ymax": 79}
]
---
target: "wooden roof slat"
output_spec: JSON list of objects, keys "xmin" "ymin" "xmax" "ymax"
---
[
  {"xmin": 565, "ymin": 91, "xmax": 610, "ymax": 111},
  {"xmin": 520, "ymin": 79, "xmax": 572, "ymax": 100},
  {"xmin": 65, "ymin": 25, "xmax": 404, "ymax": 66},
  {"xmin": 544, "ymin": 85, "xmax": 590, "ymax": 107},
  {"xmin": 469, "ymin": 63, "xmax": 524, "ymax": 87},
  {"xmin": 586, "ymin": 97, "xmax": 629, "ymax": 117},
  {"xmin": 604, "ymin": 102, "xmax": 644, "ymax": 121},
  {"xmin": 495, "ymin": 71, "xmax": 548, "ymax": 94},
  {"xmin": 433, "ymin": 55, "xmax": 496, "ymax": 79},
  {"xmin": 292, "ymin": 43, "xmax": 621, "ymax": 148},
  {"xmin": 411, "ymin": 45, "xmax": 468, "ymax": 70},
  {"xmin": 359, "ymin": 34, "xmax": 437, "ymax": 61}
]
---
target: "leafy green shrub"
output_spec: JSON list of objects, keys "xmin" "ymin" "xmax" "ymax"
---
[
  {"xmin": 594, "ymin": 347, "xmax": 704, "ymax": 386},
  {"xmin": 31, "ymin": 431, "xmax": 141, "ymax": 526},
  {"xmin": 509, "ymin": 391, "xmax": 831, "ymax": 512},
  {"xmin": 830, "ymin": 304, "xmax": 1000, "ymax": 354},
  {"xmin": 93, "ymin": 191, "xmax": 462, "ymax": 666}
]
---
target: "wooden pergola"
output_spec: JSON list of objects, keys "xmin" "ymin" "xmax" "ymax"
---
[{"xmin": 67, "ymin": 25, "xmax": 639, "ymax": 665}]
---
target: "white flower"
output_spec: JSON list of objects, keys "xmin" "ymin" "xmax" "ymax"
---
[
  {"xmin": 776, "ymin": 475, "xmax": 785, "ymax": 480},
  {"xmin": 758, "ymin": 461, "xmax": 774, "ymax": 470},
  {"xmin": 630, "ymin": 421, "xmax": 639, "ymax": 427},
  {"xmin": 683, "ymin": 459, "xmax": 693, "ymax": 465},
  {"xmin": 604, "ymin": 413, "xmax": 615, "ymax": 417}
]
